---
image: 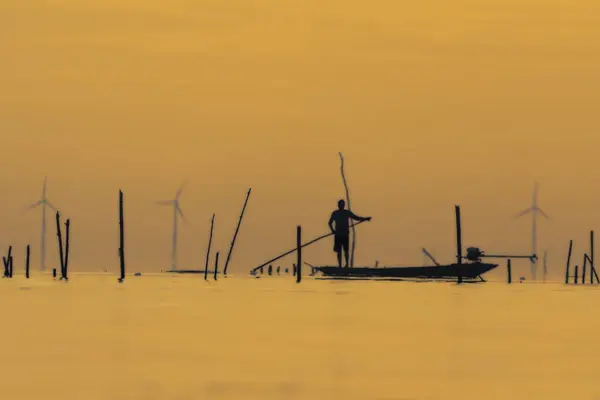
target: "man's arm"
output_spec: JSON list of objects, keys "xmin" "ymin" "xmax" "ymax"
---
[
  {"xmin": 349, "ymin": 211, "xmax": 372, "ymax": 222},
  {"xmin": 328, "ymin": 212, "xmax": 336, "ymax": 234}
]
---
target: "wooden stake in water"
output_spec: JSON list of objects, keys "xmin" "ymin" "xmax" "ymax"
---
[
  {"xmin": 296, "ymin": 226, "xmax": 302, "ymax": 283},
  {"xmin": 582, "ymin": 255, "xmax": 587, "ymax": 284},
  {"xmin": 507, "ymin": 259, "xmax": 512, "ymax": 284},
  {"xmin": 565, "ymin": 240, "xmax": 573, "ymax": 284},
  {"xmin": 455, "ymin": 205, "xmax": 463, "ymax": 284},
  {"xmin": 574, "ymin": 265, "xmax": 579, "ymax": 284},
  {"xmin": 214, "ymin": 251, "xmax": 219, "ymax": 281},
  {"xmin": 64, "ymin": 219, "xmax": 70, "ymax": 281},
  {"xmin": 9, "ymin": 255, "xmax": 13, "ymax": 278},
  {"xmin": 223, "ymin": 188, "xmax": 251, "ymax": 276},
  {"xmin": 26, "ymin": 245, "xmax": 30, "ymax": 279},
  {"xmin": 119, "ymin": 190, "xmax": 125, "ymax": 283},
  {"xmin": 56, "ymin": 212, "xmax": 65, "ymax": 280},
  {"xmin": 205, "ymin": 214, "xmax": 215, "ymax": 281},
  {"xmin": 591, "ymin": 231, "xmax": 596, "ymax": 284}
]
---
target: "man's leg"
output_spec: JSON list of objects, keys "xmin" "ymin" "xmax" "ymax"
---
[
  {"xmin": 337, "ymin": 251, "xmax": 342, "ymax": 268},
  {"xmin": 343, "ymin": 236, "xmax": 350, "ymax": 268}
]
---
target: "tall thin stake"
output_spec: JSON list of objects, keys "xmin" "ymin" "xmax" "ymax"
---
[
  {"xmin": 64, "ymin": 219, "xmax": 70, "ymax": 281},
  {"xmin": 565, "ymin": 240, "xmax": 573, "ymax": 284},
  {"xmin": 205, "ymin": 214, "xmax": 215, "ymax": 280},
  {"xmin": 223, "ymin": 188, "xmax": 251, "ymax": 276},
  {"xmin": 575, "ymin": 265, "xmax": 579, "ymax": 284},
  {"xmin": 339, "ymin": 152, "xmax": 356, "ymax": 267},
  {"xmin": 214, "ymin": 251, "xmax": 219, "ymax": 281},
  {"xmin": 119, "ymin": 190, "xmax": 125, "ymax": 282},
  {"xmin": 507, "ymin": 259, "xmax": 512, "ymax": 284},
  {"xmin": 26, "ymin": 245, "xmax": 30, "ymax": 279},
  {"xmin": 591, "ymin": 231, "xmax": 596, "ymax": 284},
  {"xmin": 455, "ymin": 205, "xmax": 463, "ymax": 284},
  {"xmin": 582, "ymin": 255, "xmax": 587, "ymax": 284},
  {"xmin": 56, "ymin": 212, "xmax": 65, "ymax": 280},
  {"xmin": 296, "ymin": 226, "xmax": 302, "ymax": 283}
]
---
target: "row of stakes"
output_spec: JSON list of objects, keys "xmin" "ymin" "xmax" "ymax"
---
[
  {"xmin": 3, "ymin": 212, "xmax": 72, "ymax": 281},
  {"xmin": 3, "ymin": 188, "xmax": 253, "ymax": 283}
]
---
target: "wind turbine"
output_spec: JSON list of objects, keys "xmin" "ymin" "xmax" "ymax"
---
[
  {"xmin": 156, "ymin": 182, "xmax": 187, "ymax": 271},
  {"xmin": 25, "ymin": 177, "xmax": 57, "ymax": 271},
  {"xmin": 514, "ymin": 181, "xmax": 549, "ymax": 280}
]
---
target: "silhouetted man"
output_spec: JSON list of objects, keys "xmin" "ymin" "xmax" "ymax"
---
[{"xmin": 328, "ymin": 199, "xmax": 371, "ymax": 268}]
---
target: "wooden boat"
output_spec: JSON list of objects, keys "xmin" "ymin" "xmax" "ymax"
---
[{"xmin": 316, "ymin": 262, "xmax": 498, "ymax": 281}]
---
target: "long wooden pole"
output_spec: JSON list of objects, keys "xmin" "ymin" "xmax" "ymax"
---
[
  {"xmin": 223, "ymin": 189, "xmax": 251, "ymax": 276},
  {"xmin": 56, "ymin": 212, "xmax": 65, "ymax": 280},
  {"xmin": 339, "ymin": 152, "xmax": 356, "ymax": 268},
  {"xmin": 565, "ymin": 240, "xmax": 573, "ymax": 284},
  {"xmin": 591, "ymin": 231, "xmax": 596, "ymax": 284},
  {"xmin": 205, "ymin": 214, "xmax": 215, "ymax": 279},
  {"xmin": 64, "ymin": 219, "xmax": 70, "ymax": 281},
  {"xmin": 455, "ymin": 205, "xmax": 463, "ymax": 284},
  {"xmin": 582, "ymin": 254, "xmax": 587, "ymax": 284},
  {"xmin": 25, "ymin": 245, "xmax": 30, "ymax": 279},
  {"xmin": 250, "ymin": 219, "xmax": 369, "ymax": 274},
  {"xmin": 214, "ymin": 251, "xmax": 219, "ymax": 281},
  {"xmin": 7, "ymin": 246, "xmax": 13, "ymax": 278},
  {"xmin": 296, "ymin": 226, "xmax": 302, "ymax": 283},
  {"xmin": 119, "ymin": 190, "xmax": 125, "ymax": 282}
]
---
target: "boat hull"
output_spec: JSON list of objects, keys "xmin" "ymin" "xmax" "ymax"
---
[{"xmin": 316, "ymin": 262, "xmax": 498, "ymax": 280}]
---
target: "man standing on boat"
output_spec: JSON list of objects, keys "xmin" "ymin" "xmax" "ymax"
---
[{"xmin": 328, "ymin": 199, "xmax": 371, "ymax": 268}]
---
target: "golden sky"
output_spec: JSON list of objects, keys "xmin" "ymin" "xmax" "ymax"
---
[{"xmin": 1, "ymin": 0, "xmax": 600, "ymax": 277}]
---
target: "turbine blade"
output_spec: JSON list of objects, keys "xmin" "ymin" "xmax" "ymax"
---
[
  {"xmin": 43, "ymin": 176, "xmax": 47, "ymax": 198},
  {"xmin": 514, "ymin": 208, "xmax": 532, "ymax": 218},
  {"xmin": 175, "ymin": 181, "xmax": 188, "ymax": 199},
  {"xmin": 45, "ymin": 200, "xmax": 57, "ymax": 211},
  {"xmin": 156, "ymin": 200, "xmax": 173, "ymax": 206},
  {"xmin": 537, "ymin": 208, "xmax": 550, "ymax": 220},
  {"xmin": 177, "ymin": 206, "xmax": 186, "ymax": 223},
  {"xmin": 24, "ymin": 200, "xmax": 43, "ymax": 212}
]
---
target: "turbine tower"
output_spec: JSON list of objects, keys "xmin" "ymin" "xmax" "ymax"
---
[
  {"xmin": 25, "ymin": 177, "xmax": 57, "ymax": 271},
  {"xmin": 515, "ymin": 181, "xmax": 549, "ymax": 280},
  {"xmin": 157, "ymin": 182, "xmax": 187, "ymax": 271}
]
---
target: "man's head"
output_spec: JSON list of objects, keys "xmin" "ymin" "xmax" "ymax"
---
[{"xmin": 338, "ymin": 199, "xmax": 345, "ymax": 210}]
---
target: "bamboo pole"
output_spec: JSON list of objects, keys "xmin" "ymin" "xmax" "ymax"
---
[
  {"xmin": 507, "ymin": 259, "xmax": 512, "ymax": 284},
  {"xmin": 582, "ymin": 254, "xmax": 587, "ymax": 284},
  {"xmin": 250, "ymin": 219, "xmax": 368, "ymax": 274},
  {"xmin": 26, "ymin": 245, "xmax": 30, "ymax": 279},
  {"xmin": 119, "ymin": 190, "xmax": 125, "ymax": 282},
  {"xmin": 296, "ymin": 226, "xmax": 302, "ymax": 283},
  {"xmin": 214, "ymin": 251, "xmax": 219, "ymax": 281},
  {"xmin": 574, "ymin": 265, "xmax": 579, "ymax": 284},
  {"xmin": 223, "ymin": 188, "xmax": 251, "ymax": 276},
  {"xmin": 56, "ymin": 212, "xmax": 65, "ymax": 280},
  {"xmin": 9, "ymin": 255, "xmax": 13, "ymax": 278},
  {"xmin": 205, "ymin": 213, "xmax": 215, "ymax": 280},
  {"xmin": 63, "ymin": 219, "xmax": 70, "ymax": 280},
  {"xmin": 591, "ymin": 231, "xmax": 596, "ymax": 284},
  {"xmin": 455, "ymin": 205, "xmax": 463, "ymax": 284},
  {"xmin": 565, "ymin": 240, "xmax": 573, "ymax": 284},
  {"xmin": 339, "ymin": 152, "xmax": 356, "ymax": 268},
  {"xmin": 2, "ymin": 256, "xmax": 8, "ymax": 278}
]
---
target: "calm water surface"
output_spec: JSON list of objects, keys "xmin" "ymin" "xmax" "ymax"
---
[{"xmin": 2, "ymin": 273, "xmax": 599, "ymax": 399}]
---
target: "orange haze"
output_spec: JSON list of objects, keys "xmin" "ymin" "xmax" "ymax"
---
[{"xmin": 1, "ymin": 0, "xmax": 600, "ymax": 277}]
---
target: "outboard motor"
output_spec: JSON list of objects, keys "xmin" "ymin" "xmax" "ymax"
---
[{"xmin": 466, "ymin": 247, "xmax": 485, "ymax": 262}]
